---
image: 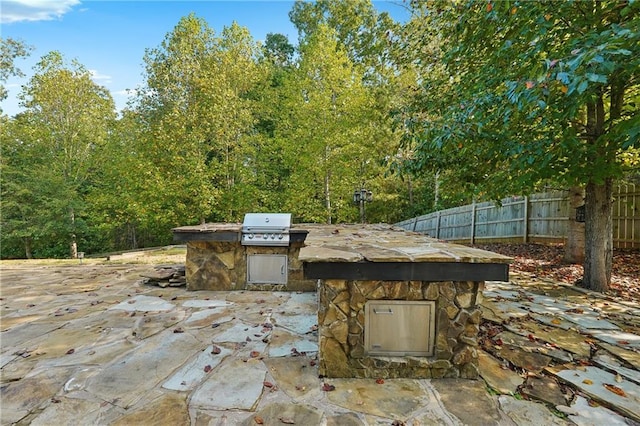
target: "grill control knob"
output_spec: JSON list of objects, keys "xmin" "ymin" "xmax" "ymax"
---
[
  {"xmin": 248, "ymin": 234, "xmax": 254, "ymax": 239},
  {"xmin": 263, "ymin": 234, "xmax": 268, "ymax": 239},
  {"xmin": 278, "ymin": 234, "xmax": 283, "ymax": 240},
  {"xmin": 270, "ymin": 234, "xmax": 275, "ymax": 239}
]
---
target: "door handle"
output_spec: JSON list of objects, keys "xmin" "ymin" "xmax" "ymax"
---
[{"xmin": 373, "ymin": 308, "xmax": 393, "ymax": 314}]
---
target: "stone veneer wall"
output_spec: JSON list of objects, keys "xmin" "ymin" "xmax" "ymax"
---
[
  {"xmin": 318, "ymin": 279, "xmax": 482, "ymax": 379},
  {"xmin": 185, "ymin": 241, "xmax": 315, "ymax": 292}
]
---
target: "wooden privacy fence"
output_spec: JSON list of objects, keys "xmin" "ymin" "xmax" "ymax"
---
[{"xmin": 395, "ymin": 184, "xmax": 640, "ymax": 249}]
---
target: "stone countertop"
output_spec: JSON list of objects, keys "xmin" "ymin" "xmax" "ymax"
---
[
  {"xmin": 173, "ymin": 223, "xmax": 243, "ymax": 233},
  {"xmin": 173, "ymin": 223, "xmax": 512, "ymax": 264},
  {"xmin": 298, "ymin": 223, "xmax": 512, "ymax": 264}
]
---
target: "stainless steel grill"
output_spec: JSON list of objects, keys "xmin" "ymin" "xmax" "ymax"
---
[{"xmin": 241, "ymin": 213, "xmax": 291, "ymax": 246}]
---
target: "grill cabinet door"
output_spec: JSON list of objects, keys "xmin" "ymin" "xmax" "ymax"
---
[
  {"xmin": 365, "ymin": 300, "xmax": 435, "ymax": 356},
  {"xmin": 247, "ymin": 254, "xmax": 288, "ymax": 284}
]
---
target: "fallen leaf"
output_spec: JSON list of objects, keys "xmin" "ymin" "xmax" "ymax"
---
[
  {"xmin": 204, "ymin": 365, "xmax": 212, "ymax": 373},
  {"xmin": 173, "ymin": 327, "xmax": 184, "ymax": 333},
  {"xmin": 211, "ymin": 345, "xmax": 222, "ymax": 355},
  {"xmin": 279, "ymin": 417, "xmax": 295, "ymax": 424},
  {"xmin": 615, "ymin": 374, "xmax": 623, "ymax": 383},
  {"xmin": 263, "ymin": 381, "xmax": 274, "ymax": 388},
  {"xmin": 376, "ymin": 378, "xmax": 385, "ymax": 384},
  {"xmin": 254, "ymin": 416, "xmax": 264, "ymax": 425},
  {"xmin": 486, "ymin": 2, "xmax": 493, "ymax": 12},
  {"xmin": 525, "ymin": 81, "xmax": 535, "ymax": 89},
  {"xmin": 603, "ymin": 383, "xmax": 627, "ymax": 397},
  {"xmin": 322, "ymin": 383, "xmax": 335, "ymax": 392},
  {"xmin": 617, "ymin": 340, "xmax": 630, "ymax": 345},
  {"xmin": 551, "ymin": 318, "xmax": 562, "ymax": 325},
  {"xmin": 66, "ymin": 348, "xmax": 75, "ymax": 355},
  {"xmin": 250, "ymin": 351, "xmax": 261, "ymax": 358},
  {"xmin": 582, "ymin": 379, "xmax": 593, "ymax": 385}
]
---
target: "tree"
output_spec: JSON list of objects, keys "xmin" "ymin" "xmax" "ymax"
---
[
  {"xmin": 288, "ymin": 0, "xmax": 429, "ymax": 223},
  {"xmin": 277, "ymin": 24, "xmax": 378, "ymax": 223},
  {"xmin": 263, "ymin": 33, "xmax": 295, "ymax": 67},
  {"xmin": 2, "ymin": 51, "xmax": 116, "ymax": 258},
  {"xmin": 400, "ymin": 1, "xmax": 639, "ymax": 292},
  {"xmin": 0, "ymin": 37, "xmax": 33, "ymax": 107},
  {"xmin": 134, "ymin": 15, "xmax": 265, "ymax": 226}
]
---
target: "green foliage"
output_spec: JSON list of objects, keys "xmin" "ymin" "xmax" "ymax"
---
[
  {"xmin": 400, "ymin": 0, "xmax": 639, "ymax": 199},
  {"xmin": 1, "ymin": 5, "xmax": 432, "ymax": 257},
  {"xmin": 1, "ymin": 52, "xmax": 116, "ymax": 258},
  {"xmin": 0, "ymin": 37, "xmax": 33, "ymax": 104}
]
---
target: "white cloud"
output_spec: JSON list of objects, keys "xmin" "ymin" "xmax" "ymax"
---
[
  {"xmin": 89, "ymin": 69, "xmax": 112, "ymax": 84},
  {"xmin": 1, "ymin": 0, "xmax": 81, "ymax": 24}
]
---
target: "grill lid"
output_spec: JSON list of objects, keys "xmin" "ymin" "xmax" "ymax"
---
[{"xmin": 242, "ymin": 213, "xmax": 291, "ymax": 231}]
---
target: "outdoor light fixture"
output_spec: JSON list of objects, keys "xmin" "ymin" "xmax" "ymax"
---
[{"xmin": 353, "ymin": 185, "xmax": 373, "ymax": 223}]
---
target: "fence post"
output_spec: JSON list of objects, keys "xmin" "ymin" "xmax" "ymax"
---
[
  {"xmin": 470, "ymin": 202, "xmax": 476, "ymax": 244},
  {"xmin": 523, "ymin": 196, "xmax": 529, "ymax": 243},
  {"xmin": 436, "ymin": 211, "xmax": 441, "ymax": 239}
]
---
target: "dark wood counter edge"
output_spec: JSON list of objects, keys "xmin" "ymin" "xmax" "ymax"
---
[
  {"xmin": 172, "ymin": 228, "xmax": 309, "ymax": 243},
  {"xmin": 303, "ymin": 261, "xmax": 509, "ymax": 282},
  {"xmin": 173, "ymin": 231, "xmax": 239, "ymax": 243}
]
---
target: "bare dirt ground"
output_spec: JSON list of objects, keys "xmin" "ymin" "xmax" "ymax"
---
[{"xmin": 472, "ymin": 243, "xmax": 640, "ymax": 304}]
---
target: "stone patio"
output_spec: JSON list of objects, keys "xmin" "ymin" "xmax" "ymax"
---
[{"xmin": 1, "ymin": 252, "xmax": 639, "ymax": 425}]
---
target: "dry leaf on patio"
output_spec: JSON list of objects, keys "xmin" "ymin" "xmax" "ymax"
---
[
  {"xmin": 376, "ymin": 378, "xmax": 385, "ymax": 384},
  {"xmin": 204, "ymin": 365, "xmax": 212, "ymax": 373},
  {"xmin": 322, "ymin": 383, "xmax": 335, "ymax": 391},
  {"xmin": 603, "ymin": 383, "xmax": 627, "ymax": 397},
  {"xmin": 211, "ymin": 345, "xmax": 222, "ymax": 355},
  {"xmin": 254, "ymin": 416, "xmax": 264, "ymax": 424},
  {"xmin": 279, "ymin": 417, "xmax": 295, "ymax": 424},
  {"xmin": 615, "ymin": 374, "xmax": 623, "ymax": 383},
  {"xmin": 263, "ymin": 381, "xmax": 274, "ymax": 388},
  {"xmin": 582, "ymin": 379, "xmax": 593, "ymax": 385}
]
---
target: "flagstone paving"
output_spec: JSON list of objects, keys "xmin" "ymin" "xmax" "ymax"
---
[{"xmin": 1, "ymin": 262, "xmax": 639, "ymax": 425}]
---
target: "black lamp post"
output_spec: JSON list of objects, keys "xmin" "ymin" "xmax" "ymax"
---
[{"xmin": 353, "ymin": 185, "xmax": 373, "ymax": 223}]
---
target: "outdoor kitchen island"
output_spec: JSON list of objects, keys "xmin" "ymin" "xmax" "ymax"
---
[{"xmin": 172, "ymin": 221, "xmax": 512, "ymax": 380}]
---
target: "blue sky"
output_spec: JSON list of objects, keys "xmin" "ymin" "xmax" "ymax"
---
[{"xmin": 1, "ymin": 0, "xmax": 409, "ymax": 117}]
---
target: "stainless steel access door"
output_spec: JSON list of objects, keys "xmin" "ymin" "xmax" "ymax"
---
[
  {"xmin": 246, "ymin": 254, "xmax": 288, "ymax": 284},
  {"xmin": 364, "ymin": 300, "xmax": 436, "ymax": 356}
]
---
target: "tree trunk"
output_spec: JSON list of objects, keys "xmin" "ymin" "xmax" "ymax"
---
[
  {"xmin": 70, "ymin": 208, "xmax": 77, "ymax": 259},
  {"xmin": 434, "ymin": 171, "xmax": 440, "ymax": 209},
  {"xmin": 564, "ymin": 186, "xmax": 585, "ymax": 264},
  {"xmin": 24, "ymin": 237, "xmax": 33, "ymax": 259},
  {"xmin": 583, "ymin": 179, "xmax": 612, "ymax": 292}
]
